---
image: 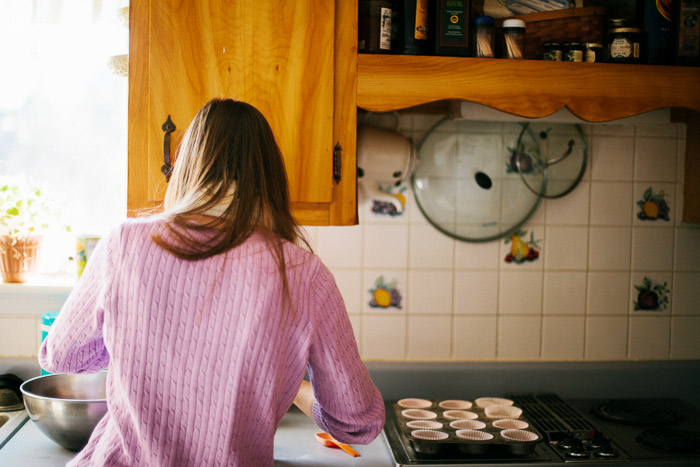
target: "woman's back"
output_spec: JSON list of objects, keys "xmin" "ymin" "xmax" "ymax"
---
[
  {"xmin": 41, "ymin": 218, "xmax": 384, "ymax": 466},
  {"xmin": 40, "ymin": 99, "xmax": 384, "ymax": 466}
]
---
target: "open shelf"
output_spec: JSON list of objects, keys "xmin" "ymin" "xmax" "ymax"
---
[{"xmin": 357, "ymin": 54, "xmax": 700, "ymax": 122}]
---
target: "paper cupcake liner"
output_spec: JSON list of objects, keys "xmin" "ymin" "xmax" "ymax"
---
[
  {"xmin": 411, "ymin": 429, "xmax": 449, "ymax": 441},
  {"xmin": 456, "ymin": 429, "xmax": 494, "ymax": 441}
]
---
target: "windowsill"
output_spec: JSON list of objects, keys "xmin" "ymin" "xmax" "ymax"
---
[
  {"xmin": 0, "ymin": 274, "xmax": 75, "ymax": 317},
  {"xmin": 0, "ymin": 274, "xmax": 76, "ymax": 289}
]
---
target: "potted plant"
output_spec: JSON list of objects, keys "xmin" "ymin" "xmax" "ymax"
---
[{"xmin": 0, "ymin": 180, "xmax": 62, "ymax": 283}]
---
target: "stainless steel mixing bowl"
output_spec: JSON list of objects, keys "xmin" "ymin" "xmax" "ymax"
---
[{"xmin": 20, "ymin": 372, "xmax": 107, "ymax": 451}]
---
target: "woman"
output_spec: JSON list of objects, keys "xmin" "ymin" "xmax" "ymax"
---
[{"xmin": 39, "ymin": 98, "xmax": 385, "ymax": 466}]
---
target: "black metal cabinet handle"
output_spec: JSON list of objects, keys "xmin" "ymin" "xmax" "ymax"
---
[{"xmin": 161, "ymin": 115, "xmax": 176, "ymax": 182}]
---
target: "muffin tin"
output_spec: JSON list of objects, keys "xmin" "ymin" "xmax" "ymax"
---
[{"xmin": 394, "ymin": 398, "xmax": 543, "ymax": 456}]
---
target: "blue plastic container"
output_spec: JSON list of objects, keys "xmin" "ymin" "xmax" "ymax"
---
[{"xmin": 40, "ymin": 311, "xmax": 60, "ymax": 375}]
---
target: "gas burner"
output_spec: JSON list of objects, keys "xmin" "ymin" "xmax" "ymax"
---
[
  {"xmin": 592, "ymin": 400, "xmax": 682, "ymax": 426},
  {"xmin": 636, "ymin": 428, "xmax": 700, "ymax": 454}
]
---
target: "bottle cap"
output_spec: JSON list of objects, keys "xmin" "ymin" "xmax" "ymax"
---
[
  {"xmin": 502, "ymin": 19, "xmax": 526, "ymax": 29},
  {"xmin": 474, "ymin": 15, "xmax": 495, "ymax": 26}
]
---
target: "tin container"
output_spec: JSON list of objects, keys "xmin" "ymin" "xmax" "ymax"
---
[
  {"xmin": 394, "ymin": 398, "xmax": 543, "ymax": 456},
  {"xmin": 563, "ymin": 42, "xmax": 584, "ymax": 62},
  {"xmin": 608, "ymin": 27, "xmax": 644, "ymax": 63},
  {"xmin": 543, "ymin": 41, "xmax": 562, "ymax": 61},
  {"xmin": 584, "ymin": 42, "xmax": 604, "ymax": 62}
]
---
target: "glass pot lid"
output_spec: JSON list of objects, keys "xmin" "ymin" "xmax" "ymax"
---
[
  {"xmin": 411, "ymin": 117, "xmax": 543, "ymax": 242},
  {"xmin": 514, "ymin": 122, "xmax": 588, "ymax": 199}
]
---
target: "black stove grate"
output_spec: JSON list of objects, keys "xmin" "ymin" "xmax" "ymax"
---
[
  {"xmin": 636, "ymin": 428, "xmax": 700, "ymax": 454},
  {"xmin": 592, "ymin": 400, "xmax": 683, "ymax": 426},
  {"xmin": 509, "ymin": 393, "xmax": 596, "ymax": 434}
]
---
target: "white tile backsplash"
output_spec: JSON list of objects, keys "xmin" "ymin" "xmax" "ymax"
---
[
  {"xmin": 454, "ymin": 271, "xmax": 498, "ymax": 315},
  {"xmin": 362, "ymin": 314, "xmax": 406, "ymax": 359},
  {"xmin": 586, "ymin": 316, "xmax": 629, "ymax": 360},
  {"xmin": 453, "ymin": 316, "xmax": 497, "ymax": 359},
  {"xmin": 635, "ymin": 136, "xmax": 677, "ymax": 182},
  {"xmin": 407, "ymin": 270, "xmax": 453, "ymax": 314},
  {"xmin": 544, "ymin": 181, "xmax": 590, "ymax": 225},
  {"xmin": 498, "ymin": 271, "xmax": 543, "ymax": 315},
  {"xmin": 589, "ymin": 182, "xmax": 634, "ymax": 225},
  {"xmin": 587, "ymin": 272, "xmax": 631, "ymax": 315},
  {"xmin": 498, "ymin": 316, "xmax": 541, "ymax": 359},
  {"xmin": 542, "ymin": 316, "xmax": 585, "ymax": 359},
  {"xmin": 454, "ymin": 240, "xmax": 500, "ymax": 269},
  {"xmin": 543, "ymin": 272, "xmax": 587, "ymax": 315},
  {"xmin": 2, "ymin": 120, "xmax": 698, "ymax": 362},
  {"xmin": 670, "ymin": 317, "xmax": 700, "ymax": 359},
  {"xmin": 628, "ymin": 316, "xmax": 671, "ymax": 360},
  {"xmin": 408, "ymin": 224, "xmax": 454, "ymax": 268},
  {"xmin": 407, "ymin": 315, "xmax": 452, "ymax": 359},
  {"xmin": 588, "ymin": 227, "xmax": 632, "ymax": 270},
  {"xmin": 591, "ymin": 135, "xmax": 634, "ymax": 180},
  {"xmin": 362, "ymin": 224, "xmax": 409, "ymax": 269},
  {"xmin": 330, "ymin": 269, "xmax": 363, "ymax": 313},
  {"xmin": 631, "ymin": 227, "xmax": 674, "ymax": 271},
  {"xmin": 671, "ymin": 272, "xmax": 700, "ymax": 315},
  {"xmin": 317, "ymin": 225, "xmax": 362, "ymax": 268},
  {"xmin": 674, "ymin": 228, "xmax": 700, "ymax": 271},
  {"xmin": 544, "ymin": 226, "xmax": 589, "ymax": 270}
]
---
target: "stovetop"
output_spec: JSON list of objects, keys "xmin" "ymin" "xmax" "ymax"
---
[
  {"xmin": 383, "ymin": 394, "xmax": 700, "ymax": 466},
  {"xmin": 565, "ymin": 397, "xmax": 700, "ymax": 461}
]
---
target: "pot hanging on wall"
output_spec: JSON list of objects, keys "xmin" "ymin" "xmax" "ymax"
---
[{"xmin": 0, "ymin": 236, "xmax": 43, "ymax": 283}]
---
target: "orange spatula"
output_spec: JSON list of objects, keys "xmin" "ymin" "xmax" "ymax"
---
[{"xmin": 314, "ymin": 432, "xmax": 360, "ymax": 457}]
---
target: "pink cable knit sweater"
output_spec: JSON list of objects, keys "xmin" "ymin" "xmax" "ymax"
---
[{"xmin": 39, "ymin": 218, "xmax": 384, "ymax": 466}]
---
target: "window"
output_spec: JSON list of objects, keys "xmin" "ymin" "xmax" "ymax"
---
[{"xmin": 0, "ymin": 0, "xmax": 128, "ymax": 275}]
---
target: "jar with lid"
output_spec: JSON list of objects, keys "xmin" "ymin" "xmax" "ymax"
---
[
  {"xmin": 543, "ymin": 41, "xmax": 562, "ymax": 61},
  {"xmin": 501, "ymin": 19, "xmax": 525, "ymax": 59},
  {"xmin": 584, "ymin": 43, "xmax": 604, "ymax": 62},
  {"xmin": 563, "ymin": 42, "xmax": 584, "ymax": 61},
  {"xmin": 473, "ymin": 16, "xmax": 495, "ymax": 58},
  {"xmin": 608, "ymin": 27, "xmax": 644, "ymax": 63}
]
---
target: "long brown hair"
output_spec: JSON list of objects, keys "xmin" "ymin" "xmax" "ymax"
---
[{"xmin": 152, "ymin": 98, "xmax": 308, "ymax": 286}]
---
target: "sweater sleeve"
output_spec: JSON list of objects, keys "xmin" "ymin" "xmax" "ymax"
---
[
  {"xmin": 38, "ymin": 226, "xmax": 120, "ymax": 374},
  {"xmin": 306, "ymin": 262, "xmax": 385, "ymax": 445}
]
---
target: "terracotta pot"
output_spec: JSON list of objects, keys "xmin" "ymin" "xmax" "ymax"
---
[{"xmin": 0, "ymin": 235, "xmax": 43, "ymax": 283}]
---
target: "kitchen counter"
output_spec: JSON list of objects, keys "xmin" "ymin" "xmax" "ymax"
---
[
  {"xmin": 2, "ymin": 358, "xmax": 699, "ymax": 466},
  {"xmin": 0, "ymin": 407, "xmax": 395, "ymax": 466}
]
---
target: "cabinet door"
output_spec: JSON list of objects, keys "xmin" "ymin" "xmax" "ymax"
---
[{"xmin": 128, "ymin": 0, "xmax": 350, "ymax": 223}]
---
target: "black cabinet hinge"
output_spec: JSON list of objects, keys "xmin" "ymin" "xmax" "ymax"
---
[{"xmin": 333, "ymin": 142, "xmax": 342, "ymax": 184}]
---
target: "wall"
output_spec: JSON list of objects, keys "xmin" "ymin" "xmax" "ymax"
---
[
  {"xmin": 304, "ymin": 113, "xmax": 700, "ymax": 361},
  {"xmin": 1, "ymin": 114, "xmax": 699, "ymax": 362}
]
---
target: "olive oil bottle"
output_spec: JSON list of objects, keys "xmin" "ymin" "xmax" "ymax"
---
[{"xmin": 432, "ymin": 0, "xmax": 471, "ymax": 56}]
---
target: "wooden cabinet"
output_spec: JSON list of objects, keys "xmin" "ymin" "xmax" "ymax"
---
[
  {"xmin": 128, "ymin": 1, "xmax": 700, "ymax": 224},
  {"xmin": 128, "ymin": 0, "xmax": 358, "ymax": 225},
  {"xmin": 356, "ymin": 55, "xmax": 700, "ymax": 223}
]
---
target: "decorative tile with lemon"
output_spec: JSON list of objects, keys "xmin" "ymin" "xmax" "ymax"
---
[
  {"xmin": 368, "ymin": 275, "xmax": 403, "ymax": 309},
  {"xmin": 636, "ymin": 187, "xmax": 670, "ymax": 222}
]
